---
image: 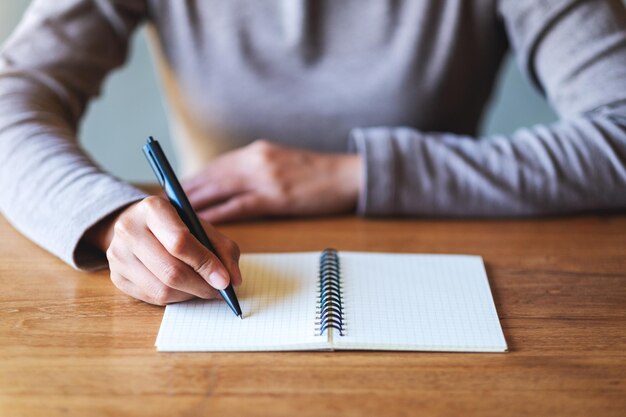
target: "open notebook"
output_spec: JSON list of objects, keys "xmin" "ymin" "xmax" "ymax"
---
[{"xmin": 156, "ymin": 250, "xmax": 507, "ymax": 352}]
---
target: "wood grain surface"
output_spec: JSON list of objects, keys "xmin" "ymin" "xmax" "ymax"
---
[{"xmin": 1, "ymin": 213, "xmax": 625, "ymax": 417}]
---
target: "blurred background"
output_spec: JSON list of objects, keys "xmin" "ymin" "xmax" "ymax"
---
[{"xmin": 1, "ymin": 1, "xmax": 557, "ymax": 183}]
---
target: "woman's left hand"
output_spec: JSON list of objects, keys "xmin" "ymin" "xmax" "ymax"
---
[{"xmin": 182, "ymin": 139, "xmax": 363, "ymax": 223}]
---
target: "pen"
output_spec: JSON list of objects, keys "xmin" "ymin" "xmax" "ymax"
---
[{"xmin": 143, "ymin": 136, "xmax": 243, "ymax": 319}]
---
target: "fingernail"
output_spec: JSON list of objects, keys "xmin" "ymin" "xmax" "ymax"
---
[{"xmin": 209, "ymin": 271, "xmax": 229, "ymax": 290}]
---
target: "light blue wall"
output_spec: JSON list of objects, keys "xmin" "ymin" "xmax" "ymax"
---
[{"xmin": 1, "ymin": 1, "xmax": 557, "ymax": 182}]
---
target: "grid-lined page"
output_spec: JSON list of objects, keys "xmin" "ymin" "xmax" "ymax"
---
[
  {"xmin": 156, "ymin": 253, "xmax": 328, "ymax": 351},
  {"xmin": 334, "ymin": 253, "xmax": 507, "ymax": 352}
]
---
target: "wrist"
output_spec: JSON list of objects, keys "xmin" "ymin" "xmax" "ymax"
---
[
  {"xmin": 335, "ymin": 154, "xmax": 364, "ymax": 208},
  {"xmin": 84, "ymin": 204, "xmax": 133, "ymax": 252}
]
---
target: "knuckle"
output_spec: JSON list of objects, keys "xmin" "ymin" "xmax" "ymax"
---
[
  {"xmin": 105, "ymin": 245, "xmax": 117, "ymax": 262},
  {"xmin": 161, "ymin": 263, "xmax": 184, "ymax": 287},
  {"xmin": 252, "ymin": 138, "xmax": 271, "ymax": 151},
  {"xmin": 233, "ymin": 198, "xmax": 248, "ymax": 212},
  {"xmin": 142, "ymin": 195, "xmax": 167, "ymax": 213},
  {"xmin": 274, "ymin": 180, "xmax": 292, "ymax": 196},
  {"xmin": 196, "ymin": 251, "xmax": 216, "ymax": 276},
  {"xmin": 264, "ymin": 164, "xmax": 281, "ymax": 181},
  {"xmin": 224, "ymin": 239, "xmax": 240, "ymax": 259},
  {"xmin": 109, "ymin": 272, "xmax": 124, "ymax": 287},
  {"xmin": 152, "ymin": 285, "xmax": 172, "ymax": 306},
  {"xmin": 232, "ymin": 197, "xmax": 258, "ymax": 216},
  {"xmin": 252, "ymin": 140, "xmax": 276, "ymax": 163},
  {"xmin": 204, "ymin": 288, "xmax": 220, "ymax": 299},
  {"xmin": 169, "ymin": 232, "xmax": 191, "ymax": 255},
  {"xmin": 205, "ymin": 182, "xmax": 224, "ymax": 197},
  {"xmin": 113, "ymin": 216, "xmax": 133, "ymax": 237},
  {"xmin": 143, "ymin": 195, "xmax": 162, "ymax": 207}
]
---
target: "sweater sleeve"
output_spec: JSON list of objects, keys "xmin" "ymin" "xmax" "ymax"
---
[
  {"xmin": 0, "ymin": 0, "xmax": 149, "ymax": 270},
  {"xmin": 349, "ymin": 0, "xmax": 626, "ymax": 217}
]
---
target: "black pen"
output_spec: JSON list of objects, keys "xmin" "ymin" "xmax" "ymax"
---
[{"xmin": 143, "ymin": 136, "xmax": 243, "ymax": 319}]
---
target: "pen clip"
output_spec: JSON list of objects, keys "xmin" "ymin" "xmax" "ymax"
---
[{"xmin": 144, "ymin": 147, "xmax": 166, "ymax": 187}]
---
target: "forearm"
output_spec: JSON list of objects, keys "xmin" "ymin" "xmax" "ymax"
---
[
  {"xmin": 0, "ymin": 0, "xmax": 149, "ymax": 269},
  {"xmin": 350, "ymin": 103, "xmax": 626, "ymax": 217},
  {"xmin": 0, "ymin": 85, "xmax": 147, "ymax": 268}
]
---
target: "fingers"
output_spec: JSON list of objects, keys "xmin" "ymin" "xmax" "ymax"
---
[
  {"xmin": 142, "ymin": 196, "xmax": 232, "ymax": 290},
  {"xmin": 197, "ymin": 193, "xmax": 267, "ymax": 224},
  {"xmin": 182, "ymin": 145, "xmax": 248, "ymax": 194},
  {"xmin": 185, "ymin": 179, "xmax": 248, "ymax": 211},
  {"xmin": 202, "ymin": 221, "xmax": 243, "ymax": 286},
  {"xmin": 131, "ymin": 228, "xmax": 221, "ymax": 299},
  {"xmin": 182, "ymin": 166, "xmax": 221, "ymax": 195},
  {"xmin": 110, "ymin": 270, "xmax": 195, "ymax": 306},
  {"xmin": 182, "ymin": 140, "xmax": 275, "ymax": 211},
  {"xmin": 182, "ymin": 157, "xmax": 242, "ymax": 200},
  {"xmin": 107, "ymin": 245, "xmax": 201, "ymax": 305}
]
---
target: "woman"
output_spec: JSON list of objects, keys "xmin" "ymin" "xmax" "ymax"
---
[{"xmin": 1, "ymin": 0, "xmax": 625, "ymax": 305}]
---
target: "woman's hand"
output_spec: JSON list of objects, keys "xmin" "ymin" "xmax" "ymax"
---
[
  {"xmin": 86, "ymin": 196, "xmax": 242, "ymax": 305},
  {"xmin": 182, "ymin": 140, "xmax": 364, "ymax": 223}
]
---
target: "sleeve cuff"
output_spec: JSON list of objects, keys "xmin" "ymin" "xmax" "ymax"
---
[
  {"xmin": 348, "ymin": 127, "xmax": 398, "ymax": 216},
  {"xmin": 65, "ymin": 187, "xmax": 147, "ymax": 271}
]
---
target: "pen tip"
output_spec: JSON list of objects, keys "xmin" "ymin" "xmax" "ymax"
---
[{"xmin": 238, "ymin": 314, "xmax": 243, "ymax": 320}]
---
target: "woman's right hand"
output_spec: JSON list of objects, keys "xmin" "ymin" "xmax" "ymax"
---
[{"xmin": 86, "ymin": 196, "xmax": 242, "ymax": 305}]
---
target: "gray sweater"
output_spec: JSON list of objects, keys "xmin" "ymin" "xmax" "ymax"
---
[{"xmin": 1, "ymin": 0, "xmax": 625, "ymax": 270}]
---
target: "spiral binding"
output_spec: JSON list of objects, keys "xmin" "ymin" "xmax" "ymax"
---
[{"xmin": 315, "ymin": 248, "xmax": 345, "ymax": 336}]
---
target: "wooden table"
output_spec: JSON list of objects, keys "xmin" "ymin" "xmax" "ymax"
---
[{"xmin": 1, "ymin": 213, "xmax": 625, "ymax": 417}]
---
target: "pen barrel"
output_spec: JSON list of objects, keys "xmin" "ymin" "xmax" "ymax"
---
[
  {"xmin": 144, "ymin": 139, "xmax": 216, "ymax": 252},
  {"xmin": 165, "ymin": 182, "xmax": 217, "ymax": 253}
]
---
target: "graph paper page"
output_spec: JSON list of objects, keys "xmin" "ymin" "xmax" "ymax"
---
[
  {"xmin": 333, "ymin": 253, "xmax": 507, "ymax": 352},
  {"xmin": 156, "ymin": 253, "xmax": 328, "ymax": 351}
]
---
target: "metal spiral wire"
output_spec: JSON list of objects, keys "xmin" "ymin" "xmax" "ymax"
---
[{"xmin": 315, "ymin": 248, "xmax": 345, "ymax": 336}]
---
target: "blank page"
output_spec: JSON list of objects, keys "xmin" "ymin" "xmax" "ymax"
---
[
  {"xmin": 333, "ymin": 253, "xmax": 507, "ymax": 352},
  {"xmin": 156, "ymin": 253, "xmax": 328, "ymax": 351}
]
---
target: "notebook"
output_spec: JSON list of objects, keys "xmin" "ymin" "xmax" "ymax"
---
[{"xmin": 155, "ymin": 249, "xmax": 508, "ymax": 352}]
